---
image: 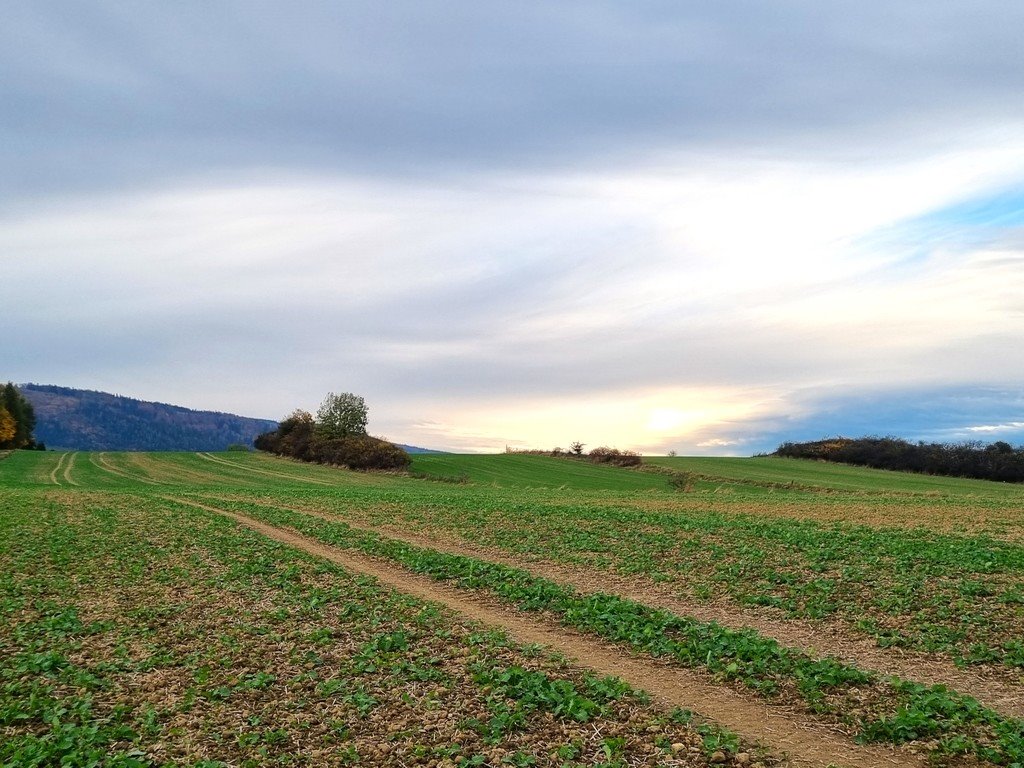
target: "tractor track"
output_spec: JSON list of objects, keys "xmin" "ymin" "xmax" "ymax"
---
[
  {"xmin": 166, "ymin": 494, "xmax": 922, "ymax": 768},
  {"xmin": 224, "ymin": 497, "xmax": 1024, "ymax": 720},
  {"xmin": 62, "ymin": 452, "xmax": 78, "ymax": 486},
  {"xmin": 90, "ymin": 453, "xmax": 163, "ymax": 486},
  {"xmin": 195, "ymin": 452, "xmax": 338, "ymax": 485},
  {"xmin": 48, "ymin": 452, "xmax": 69, "ymax": 485}
]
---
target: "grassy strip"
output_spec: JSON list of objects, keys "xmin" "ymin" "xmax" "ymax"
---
[{"xmin": 196, "ymin": 496, "xmax": 1024, "ymax": 766}]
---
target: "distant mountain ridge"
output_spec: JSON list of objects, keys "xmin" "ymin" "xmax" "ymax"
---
[
  {"xmin": 19, "ymin": 384, "xmax": 441, "ymax": 454},
  {"xmin": 21, "ymin": 384, "xmax": 279, "ymax": 452}
]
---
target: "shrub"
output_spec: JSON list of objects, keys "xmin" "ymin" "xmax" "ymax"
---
[
  {"xmin": 667, "ymin": 471, "xmax": 697, "ymax": 492},
  {"xmin": 587, "ymin": 447, "xmax": 642, "ymax": 467},
  {"xmin": 310, "ymin": 435, "xmax": 410, "ymax": 471}
]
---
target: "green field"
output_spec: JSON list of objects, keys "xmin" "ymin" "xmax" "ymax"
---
[
  {"xmin": 649, "ymin": 455, "xmax": 1024, "ymax": 497},
  {"xmin": 3, "ymin": 449, "xmax": 1024, "ymax": 767},
  {"xmin": 410, "ymin": 453, "xmax": 673, "ymax": 491}
]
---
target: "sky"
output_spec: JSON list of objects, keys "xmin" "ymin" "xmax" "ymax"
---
[{"xmin": 2, "ymin": 1, "xmax": 1024, "ymax": 454}]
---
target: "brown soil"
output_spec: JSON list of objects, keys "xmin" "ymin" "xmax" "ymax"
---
[
  {"xmin": 170, "ymin": 496, "xmax": 924, "ymax": 768},
  {"xmin": 245, "ymin": 498, "xmax": 1024, "ymax": 720}
]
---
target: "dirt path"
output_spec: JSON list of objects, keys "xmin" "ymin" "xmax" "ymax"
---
[
  {"xmin": 169, "ymin": 495, "xmax": 921, "ymax": 768},
  {"xmin": 62, "ymin": 452, "xmax": 78, "ymax": 486},
  {"xmin": 225, "ymin": 496, "xmax": 1024, "ymax": 720},
  {"xmin": 49, "ymin": 452, "xmax": 69, "ymax": 485},
  {"xmin": 195, "ymin": 452, "xmax": 339, "ymax": 486}
]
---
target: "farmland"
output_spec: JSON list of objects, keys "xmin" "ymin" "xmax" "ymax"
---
[{"xmin": 2, "ymin": 450, "xmax": 1024, "ymax": 767}]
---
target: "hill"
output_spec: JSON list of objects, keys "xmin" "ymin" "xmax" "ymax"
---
[{"xmin": 19, "ymin": 384, "xmax": 279, "ymax": 451}]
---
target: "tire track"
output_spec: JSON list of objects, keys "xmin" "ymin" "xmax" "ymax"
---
[
  {"xmin": 195, "ymin": 452, "xmax": 339, "ymax": 486},
  {"xmin": 49, "ymin": 452, "xmax": 68, "ymax": 485},
  {"xmin": 90, "ymin": 453, "xmax": 163, "ymax": 486},
  {"xmin": 235, "ymin": 497, "xmax": 1024, "ymax": 720},
  {"xmin": 128, "ymin": 453, "xmax": 232, "ymax": 485},
  {"xmin": 62, "ymin": 452, "xmax": 79, "ymax": 486},
  {"xmin": 167, "ymin": 495, "xmax": 920, "ymax": 768}
]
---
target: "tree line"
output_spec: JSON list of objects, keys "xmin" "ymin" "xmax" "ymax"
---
[
  {"xmin": 255, "ymin": 391, "xmax": 409, "ymax": 471},
  {"xmin": 775, "ymin": 436, "xmax": 1024, "ymax": 483},
  {"xmin": 0, "ymin": 383, "xmax": 41, "ymax": 450}
]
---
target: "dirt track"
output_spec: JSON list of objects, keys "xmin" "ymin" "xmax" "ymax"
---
[
  {"xmin": 49, "ymin": 452, "xmax": 69, "ymax": 485},
  {"xmin": 170, "ymin": 495, "xmax": 923, "ymax": 768},
  {"xmin": 219, "ymin": 495, "xmax": 1024, "ymax": 720},
  {"xmin": 62, "ymin": 452, "xmax": 78, "ymax": 486},
  {"xmin": 195, "ymin": 452, "xmax": 339, "ymax": 485},
  {"xmin": 91, "ymin": 453, "xmax": 162, "ymax": 485}
]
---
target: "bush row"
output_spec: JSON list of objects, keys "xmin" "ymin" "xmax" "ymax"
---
[
  {"xmin": 776, "ymin": 436, "xmax": 1024, "ymax": 483},
  {"xmin": 506, "ymin": 445, "xmax": 642, "ymax": 467}
]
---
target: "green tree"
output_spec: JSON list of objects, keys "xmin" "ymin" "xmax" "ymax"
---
[
  {"xmin": 0, "ymin": 383, "xmax": 36, "ymax": 449},
  {"xmin": 315, "ymin": 392, "xmax": 368, "ymax": 439}
]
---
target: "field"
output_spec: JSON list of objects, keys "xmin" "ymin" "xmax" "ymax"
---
[{"xmin": 2, "ymin": 450, "xmax": 1024, "ymax": 767}]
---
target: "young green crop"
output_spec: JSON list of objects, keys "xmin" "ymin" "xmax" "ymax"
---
[
  {"xmin": 189, "ymin": 495, "xmax": 1024, "ymax": 765},
  {"xmin": 0, "ymin": 486, "xmax": 762, "ymax": 767}
]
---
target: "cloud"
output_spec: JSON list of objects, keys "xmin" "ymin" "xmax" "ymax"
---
[
  {"xmin": 3, "ymin": 3, "xmax": 1024, "ymax": 451},
  {"xmin": 965, "ymin": 422, "xmax": 1024, "ymax": 434},
  {"xmin": 5, "ymin": 2, "xmax": 1024, "ymax": 206},
  {"xmin": 4, "ymin": 148, "xmax": 1024, "ymax": 449}
]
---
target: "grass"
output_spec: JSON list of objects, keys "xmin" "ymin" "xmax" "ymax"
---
[
  {"xmin": 409, "ymin": 453, "xmax": 672, "ymax": 491},
  {"xmin": 649, "ymin": 455, "xmax": 1024, "ymax": 498}
]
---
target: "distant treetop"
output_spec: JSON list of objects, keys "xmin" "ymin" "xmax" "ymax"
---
[{"xmin": 315, "ymin": 392, "xmax": 368, "ymax": 439}]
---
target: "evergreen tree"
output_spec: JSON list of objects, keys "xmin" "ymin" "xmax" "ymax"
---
[{"xmin": 0, "ymin": 383, "xmax": 37, "ymax": 449}]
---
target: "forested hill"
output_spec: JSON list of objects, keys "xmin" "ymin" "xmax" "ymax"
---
[{"xmin": 20, "ymin": 384, "xmax": 279, "ymax": 451}]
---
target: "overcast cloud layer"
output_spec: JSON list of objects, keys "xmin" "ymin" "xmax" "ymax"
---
[{"xmin": 3, "ymin": 2, "xmax": 1023, "ymax": 453}]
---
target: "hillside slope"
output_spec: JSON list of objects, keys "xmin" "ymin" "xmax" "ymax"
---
[{"xmin": 20, "ymin": 384, "xmax": 278, "ymax": 451}]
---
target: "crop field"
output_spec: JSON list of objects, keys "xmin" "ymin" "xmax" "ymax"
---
[{"xmin": 3, "ymin": 450, "xmax": 1024, "ymax": 767}]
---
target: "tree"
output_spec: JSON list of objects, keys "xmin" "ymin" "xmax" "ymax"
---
[
  {"xmin": 0, "ymin": 383, "xmax": 36, "ymax": 449},
  {"xmin": 0, "ymin": 406, "xmax": 15, "ymax": 444},
  {"xmin": 316, "ymin": 392, "xmax": 368, "ymax": 439}
]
